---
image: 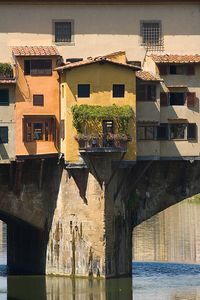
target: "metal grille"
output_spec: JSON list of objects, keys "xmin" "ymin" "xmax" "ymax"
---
[
  {"xmin": 141, "ymin": 22, "xmax": 163, "ymax": 51},
  {"xmin": 55, "ymin": 22, "xmax": 72, "ymax": 43}
]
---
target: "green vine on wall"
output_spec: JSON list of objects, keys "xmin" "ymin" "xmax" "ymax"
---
[{"xmin": 71, "ymin": 104, "xmax": 133, "ymax": 133}]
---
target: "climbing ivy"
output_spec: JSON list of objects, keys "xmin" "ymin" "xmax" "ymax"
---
[{"xmin": 71, "ymin": 104, "xmax": 134, "ymax": 133}]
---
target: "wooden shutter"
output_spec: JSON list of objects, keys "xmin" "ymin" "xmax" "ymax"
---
[
  {"xmin": 187, "ymin": 123, "xmax": 197, "ymax": 140},
  {"xmin": 186, "ymin": 64, "xmax": 195, "ymax": 76},
  {"xmin": 158, "ymin": 64, "xmax": 168, "ymax": 76},
  {"xmin": 187, "ymin": 92, "xmax": 196, "ymax": 107},
  {"xmin": 160, "ymin": 92, "xmax": 168, "ymax": 106},
  {"xmin": 60, "ymin": 120, "xmax": 65, "ymax": 140},
  {"xmin": 23, "ymin": 118, "xmax": 26, "ymax": 142}
]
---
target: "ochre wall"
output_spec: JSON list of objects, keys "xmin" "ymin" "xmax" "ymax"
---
[
  {"xmin": 61, "ymin": 62, "xmax": 136, "ymax": 163},
  {"xmin": 15, "ymin": 57, "xmax": 60, "ymax": 156}
]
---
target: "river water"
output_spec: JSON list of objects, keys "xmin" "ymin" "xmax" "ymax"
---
[{"xmin": 1, "ymin": 198, "xmax": 200, "ymax": 299}]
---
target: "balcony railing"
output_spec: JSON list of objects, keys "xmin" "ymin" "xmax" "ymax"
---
[{"xmin": 75, "ymin": 133, "xmax": 131, "ymax": 152}]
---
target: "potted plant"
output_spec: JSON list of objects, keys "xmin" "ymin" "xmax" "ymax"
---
[
  {"xmin": 0, "ymin": 63, "xmax": 13, "ymax": 79},
  {"xmin": 114, "ymin": 133, "xmax": 132, "ymax": 148},
  {"xmin": 74, "ymin": 133, "xmax": 88, "ymax": 148}
]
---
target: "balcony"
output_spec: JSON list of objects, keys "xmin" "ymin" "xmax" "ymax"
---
[
  {"xmin": 0, "ymin": 63, "xmax": 15, "ymax": 83},
  {"xmin": 76, "ymin": 133, "xmax": 131, "ymax": 153}
]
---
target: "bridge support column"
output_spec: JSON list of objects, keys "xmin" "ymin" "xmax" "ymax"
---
[{"xmin": 46, "ymin": 157, "xmax": 133, "ymax": 278}]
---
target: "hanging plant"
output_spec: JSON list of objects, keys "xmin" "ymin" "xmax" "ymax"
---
[{"xmin": 71, "ymin": 104, "xmax": 134, "ymax": 133}]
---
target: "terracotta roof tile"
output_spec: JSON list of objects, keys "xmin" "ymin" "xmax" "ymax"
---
[
  {"xmin": 12, "ymin": 46, "xmax": 60, "ymax": 57},
  {"xmin": 150, "ymin": 54, "xmax": 200, "ymax": 64},
  {"xmin": 136, "ymin": 70, "xmax": 161, "ymax": 81},
  {"xmin": 56, "ymin": 57, "xmax": 140, "ymax": 71}
]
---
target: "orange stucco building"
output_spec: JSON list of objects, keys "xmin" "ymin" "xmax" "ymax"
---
[{"xmin": 13, "ymin": 46, "xmax": 60, "ymax": 158}]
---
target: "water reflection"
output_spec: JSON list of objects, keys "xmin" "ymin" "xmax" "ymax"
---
[{"xmin": 7, "ymin": 276, "xmax": 132, "ymax": 300}]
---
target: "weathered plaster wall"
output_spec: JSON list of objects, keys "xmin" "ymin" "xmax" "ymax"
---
[
  {"xmin": 0, "ymin": 84, "xmax": 15, "ymax": 162},
  {"xmin": 0, "ymin": 3, "xmax": 200, "ymax": 62}
]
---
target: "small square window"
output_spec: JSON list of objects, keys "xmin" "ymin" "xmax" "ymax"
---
[
  {"xmin": 0, "ymin": 127, "xmax": 8, "ymax": 143},
  {"xmin": 33, "ymin": 95, "xmax": 44, "ymax": 106},
  {"xmin": 53, "ymin": 20, "xmax": 74, "ymax": 44},
  {"xmin": 113, "ymin": 84, "xmax": 125, "ymax": 98},
  {"xmin": 78, "ymin": 84, "xmax": 90, "ymax": 98},
  {"xmin": 0, "ymin": 89, "xmax": 9, "ymax": 106}
]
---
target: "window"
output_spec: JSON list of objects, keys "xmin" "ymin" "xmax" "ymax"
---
[
  {"xmin": 78, "ymin": 84, "xmax": 90, "ymax": 98},
  {"xmin": 159, "ymin": 64, "xmax": 195, "ymax": 76},
  {"xmin": 24, "ymin": 60, "xmax": 52, "ymax": 76},
  {"xmin": 33, "ymin": 95, "xmax": 44, "ymax": 106},
  {"xmin": 170, "ymin": 124, "xmax": 187, "ymax": 140},
  {"xmin": 137, "ymin": 126, "xmax": 155, "ymax": 140},
  {"xmin": 113, "ymin": 84, "xmax": 125, "ymax": 98},
  {"xmin": 169, "ymin": 65, "xmax": 185, "ymax": 75},
  {"xmin": 160, "ymin": 92, "xmax": 196, "ymax": 107},
  {"xmin": 53, "ymin": 20, "xmax": 74, "ymax": 44},
  {"xmin": 0, "ymin": 127, "xmax": 8, "ymax": 143},
  {"xmin": 24, "ymin": 118, "xmax": 55, "ymax": 142},
  {"xmin": 169, "ymin": 93, "xmax": 185, "ymax": 106},
  {"xmin": 141, "ymin": 21, "xmax": 162, "ymax": 50},
  {"xmin": 137, "ymin": 83, "xmax": 156, "ymax": 101},
  {"xmin": 157, "ymin": 123, "xmax": 168, "ymax": 140},
  {"xmin": 0, "ymin": 89, "xmax": 9, "ymax": 106}
]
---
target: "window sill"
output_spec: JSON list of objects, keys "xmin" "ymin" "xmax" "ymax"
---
[{"xmin": 54, "ymin": 42, "xmax": 75, "ymax": 46}]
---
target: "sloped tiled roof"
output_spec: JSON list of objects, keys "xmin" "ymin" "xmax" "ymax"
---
[
  {"xmin": 56, "ymin": 57, "xmax": 140, "ymax": 71},
  {"xmin": 136, "ymin": 70, "xmax": 161, "ymax": 81},
  {"xmin": 12, "ymin": 46, "xmax": 60, "ymax": 57},
  {"xmin": 150, "ymin": 54, "xmax": 200, "ymax": 64}
]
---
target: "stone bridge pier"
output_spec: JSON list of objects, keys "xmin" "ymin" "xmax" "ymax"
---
[{"xmin": 1, "ymin": 158, "xmax": 200, "ymax": 278}]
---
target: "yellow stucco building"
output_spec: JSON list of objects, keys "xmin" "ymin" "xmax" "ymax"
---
[{"xmin": 57, "ymin": 52, "xmax": 139, "ymax": 165}]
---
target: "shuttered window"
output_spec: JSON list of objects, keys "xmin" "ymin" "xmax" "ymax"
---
[
  {"xmin": 186, "ymin": 64, "xmax": 195, "ymax": 76},
  {"xmin": 169, "ymin": 93, "xmax": 185, "ymax": 106},
  {"xmin": 23, "ymin": 118, "xmax": 55, "ymax": 142},
  {"xmin": 0, "ymin": 127, "xmax": 8, "ymax": 143},
  {"xmin": 170, "ymin": 124, "xmax": 187, "ymax": 140},
  {"xmin": 24, "ymin": 60, "xmax": 52, "ymax": 76},
  {"xmin": 158, "ymin": 64, "xmax": 168, "ymax": 76},
  {"xmin": 137, "ymin": 126, "xmax": 155, "ymax": 140},
  {"xmin": 0, "ymin": 89, "xmax": 9, "ymax": 106},
  {"xmin": 137, "ymin": 84, "xmax": 156, "ymax": 101}
]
